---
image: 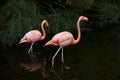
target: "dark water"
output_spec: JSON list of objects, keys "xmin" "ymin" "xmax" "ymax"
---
[{"xmin": 0, "ymin": 31, "xmax": 120, "ymax": 80}]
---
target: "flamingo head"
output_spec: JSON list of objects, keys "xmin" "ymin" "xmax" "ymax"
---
[
  {"xmin": 43, "ymin": 20, "xmax": 49, "ymax": 27},
  {"xmin": 80, "ymin": 16, "xmax": 88, "ymax": 21}
]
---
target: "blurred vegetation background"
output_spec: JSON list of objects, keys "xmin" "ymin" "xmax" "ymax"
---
[
  {"xmin": 0, "ymin": 0, "xmax": 120, "ymax": 80},
  {"xmin": 0, "ymin": 0, "xmax": 120, "ymax": 48}
]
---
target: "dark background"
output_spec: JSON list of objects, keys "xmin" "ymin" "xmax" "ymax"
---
[{"xmin": 0, "ymin": 0, "xmax": 120, "ymax": 80}]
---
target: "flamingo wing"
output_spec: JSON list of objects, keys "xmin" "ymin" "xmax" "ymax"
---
[
  {"xmin": 52, "ymin": 31, "xmax": 74, "ymax": 47},
  {"xmin": 24, "ymin": 30, "xmax": 42, "ymax": 42}
]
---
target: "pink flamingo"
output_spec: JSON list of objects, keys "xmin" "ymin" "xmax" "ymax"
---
[
  {"xmin": 45, "ymin": 16, "xmax": 88, "ymax": 69},
  {"xmin": 19, "ymin": 20, "xmax": 49, "ymax": 59}
]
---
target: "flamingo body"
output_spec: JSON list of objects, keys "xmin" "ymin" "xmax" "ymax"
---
[
  {"xmin": 45, "ymin": 16, "xmax": 88, "ymax": 69},
  {"xmin": 46, "ymin": 31, "xmax": 74, "ymax": 47},
  {"xmin": 19, "ymin": 20, "xmax": 49, "ymax": 59},
  {"xmin": 21, "ymin": 30, "xmax": 42, "ymax": 43}
]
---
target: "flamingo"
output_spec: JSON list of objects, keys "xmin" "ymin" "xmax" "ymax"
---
[
  {"xmin": 45, "ymin": 16, "xmax": 88, "ymax": 69},
  {"xmin": 19, "ymin": 20, "xmax": 49, "ymax": 59}
]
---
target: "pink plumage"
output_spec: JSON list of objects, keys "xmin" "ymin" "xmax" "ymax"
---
[
  {"xmin": 45, "ymin": 16, "xmax": 88, "ymax": 70},
  {"xmin": 20, "ymin": 30, "xmax": 42, "ymax": 43},
  {"xmin": 46, "ymin": 31, "xmax": 74, "ymax": 47},
  {"xmin": 19, "ymin": 20, "xmax": 49, "ymax": 59}
]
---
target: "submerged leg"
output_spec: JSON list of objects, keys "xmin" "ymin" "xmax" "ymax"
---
[
  {"xmin": 30, "ymin": 42, "xmax": 36, "ymax": 57},
  {"xmin": 51, "ymin": 47, "xmax": 61, "ymax": 70},
  {"xmin": 61, "ymin": 48, "xmax": 70, "ymax": 70},
  {"xmin": 28, "ymin": 42, "xmax": 35, "ymax": 59},
  {"xmin": 61, "ymin": 48, "xmax": 64, "ymax": 75}
]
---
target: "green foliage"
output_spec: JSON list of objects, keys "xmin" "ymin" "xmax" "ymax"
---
[
  {"xmin": 46, "ymin": 10, "xmax": 80, "ymax": 35},
  {"xmin": 84, "ymin": 0, "xmax": 120, "ymax": 28},
  {"xmin": 46, "ymin": 9, "xmax": 90, "ymax": 37},
  {"xmin": 0, "ymin": 0, "xmax": 120, "ymax": 48},
  {"xmin": 66, "ymin": 0, "xmax": 95, "ymax": 10},
  {"xmin": 0, "ymin": 0, "xmax": 44, "ymax": 47},
  {"xmin": 100, "ymin": 3, "xmax": 120, "ymax": 23}
]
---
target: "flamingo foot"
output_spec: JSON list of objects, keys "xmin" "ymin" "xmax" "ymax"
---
[
  {"xmin": 61, "ymin": 64, "xmax": 70, "ymax": 75},
  {"xmin": 50, "ymin": 66, "xmax": 55, "ymax": 72},
  {"xmin": 28, "ymin": 52, "xmax": 34, "ymax": 60},
  {"xmin": 64, "ymin": 65, "xmax": 70, "ymax": 70},
  {"xmin": 49, "ymin": 66, "xmax": 62, "ymax": 80},
  {"xmin": 31, "ymin": 54, "xmax": 36, "ymax": 58},
  {"xmin": 28, "ymin": 49, "xmax": 36, "ymax": 60}
]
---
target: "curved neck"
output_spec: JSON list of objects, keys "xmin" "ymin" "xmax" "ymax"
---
[
  {"xmin": 40, "ymin": 21, "xmax": 47, "ymax": 40},
  {"xmin": 72, "ymin": 17, "xmax": 81, "ymax": 44}
]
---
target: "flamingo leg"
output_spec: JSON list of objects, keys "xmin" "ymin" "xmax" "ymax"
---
[
  {"xmin": 30, "ymin": 43, "xmax": 34, "ymax": 54},
  {"xmin": 61, "ymin": 48, "xmax": 70, "ymax": 70},
  {"xmin": 61, "ymin": 48, "xmax": 64, "ymax": 75},
  {"xmin": 51, "ymin": 47, "xmax": 61, "ymax": 69},
  {"xmin": 28, "ymin": 42, "xmax": 35, "ymax": 59},
  {"xmin": 61, "ymin": 48, "xmax": 64, "ymax": 65}
]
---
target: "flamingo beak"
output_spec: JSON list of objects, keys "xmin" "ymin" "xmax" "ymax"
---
[{"xmin": 84, "ymin": 17, "xmax": 88, "ymax": 21}]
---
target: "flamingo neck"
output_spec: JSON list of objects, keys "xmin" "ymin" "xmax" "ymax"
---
[
  {"xmin": 72, "ymin": 17, "xmax": 81, "ymax": 44},
  {"xmin": 40, "ymin": 21, "xmax": 46, "ymax": 40}
]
